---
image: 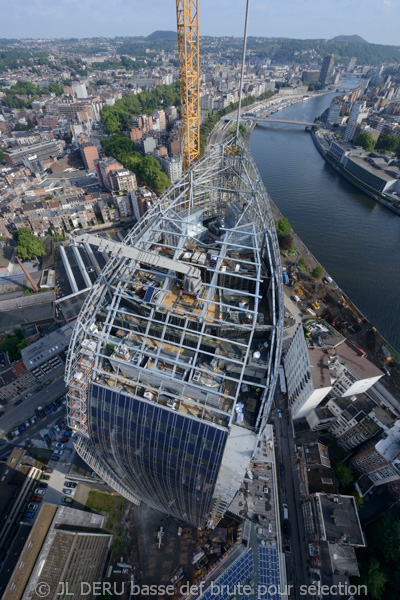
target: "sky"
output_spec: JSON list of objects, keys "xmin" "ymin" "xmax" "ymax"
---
[{"xmin": 0, "ymin": 0, "xmax": 399, "ymax": 46}]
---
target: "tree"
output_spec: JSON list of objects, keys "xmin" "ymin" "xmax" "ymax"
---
[
  {"xmin": 311, "ymin": 265, "xmax": 324, "ymax": 280},
  {"xmin": 360, "ymin": 559, "xmax": 388, "ymax": 599},
  {"xmin": 298, "ymin": 257, "xmax": 307, "ymax": 271},
  {"xmin": 279, "ymin": 234, "xmax": 293, "ymax": 252},
  {"xmin": 276, "ymin": 217, "xmax": 291, "ymax": 238},
  {"xmin": 354, "ymin": 131, "xmax": 376, "ymax": 152},
  {"xmin": 376, "ymin": 134, "xmax": 399, "ymax": 153},
  {"xmin": 334, "ymin": 461, "xmax": 354, "ymax": 488},
  {"xmin": 0, "ymin": 328, "xmax": 28, "ymax": 362},
  {"xmin": 369, "ymin": 514, "xmax": 400, "ymax": 563},
  {"xmin": 16, "ymin": 227, "xmax": 46, "ymax": 261}
]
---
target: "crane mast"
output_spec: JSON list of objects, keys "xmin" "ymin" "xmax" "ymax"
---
[{"xmin": 176, "ymin": 0, "xmax": 200, "ymax": 172}]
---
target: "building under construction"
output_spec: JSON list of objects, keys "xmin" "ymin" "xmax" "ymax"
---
[{"xmin": 65, "ymin": 137, "xmax": 283, "ymax": 528}]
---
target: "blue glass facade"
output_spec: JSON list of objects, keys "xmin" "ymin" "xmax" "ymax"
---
[{"xmin": 88, "ymin": 383, "xmax": 228, "ymax": 527}]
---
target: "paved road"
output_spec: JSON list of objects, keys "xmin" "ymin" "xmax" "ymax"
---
[
  {"xmin": 0, "ymin": 373, "xmax": 67, "ymax": 437},
  {"xmin": 272, "ymin": 394, "xmax": 309, "ymax": 600}
]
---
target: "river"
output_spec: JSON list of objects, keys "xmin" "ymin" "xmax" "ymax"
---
[{"xmin": 250, "ymin": 92, "xmax": 400, "ymax": 352}]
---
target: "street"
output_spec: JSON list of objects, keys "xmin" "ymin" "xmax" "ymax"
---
[
  {"xmin": 0, "ymin": 372, "xmax": 67, "ymax": 437},
  {"xmin": 273, "ymin": 391, "xmax": 309, "ymax": 599}
]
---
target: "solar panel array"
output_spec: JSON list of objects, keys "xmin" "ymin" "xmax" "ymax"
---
[
  {"xmin": 200, "ymin": 549, "xmax": 254, "ymax": 600},
  {"xmin": 257, "ymin": 547, "xmax": 280, "ymax": 600}
]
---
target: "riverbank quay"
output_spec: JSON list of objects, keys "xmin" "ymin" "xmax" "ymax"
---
[{"xmin": 311, "ymin": 129, "xmax": 400, "ymax": 217}]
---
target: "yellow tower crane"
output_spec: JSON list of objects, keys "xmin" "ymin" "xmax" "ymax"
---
[{"xmin": 176, "ymin": 0, "xmax": 200, "ymax": 172}]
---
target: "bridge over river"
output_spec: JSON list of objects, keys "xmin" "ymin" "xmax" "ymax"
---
[{"xmin": 224, "ymin": 116, "xmax": 315, "ymax": 127}]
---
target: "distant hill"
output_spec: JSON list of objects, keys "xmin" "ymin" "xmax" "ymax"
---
[
  {"xmin": 330, "ymin": 35, "xmax": 369, "ymax": 44},
  {"xmin": 146, "ymin": 31, "xmax": 176, "ymax": 41}
]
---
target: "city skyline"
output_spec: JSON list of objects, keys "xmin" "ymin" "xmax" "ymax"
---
[{"xmin": 0, "ymin": 0, "xmax": 399, "ymax": 46}]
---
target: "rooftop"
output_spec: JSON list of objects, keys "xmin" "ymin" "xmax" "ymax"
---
[
  {"xmin": 21, "ymin": 322, "xmax": 74, "ymax": 370},
  {"xmin": 316, "ymin": 493, "xmax": 365, "ymax": 547},
  {"xmin": 347, "ymin": 155, "xmax": 399, "ymax": 182},
  {"xmin": 308, "ymin": 339, "xmax": 382, "ymax": 389}
]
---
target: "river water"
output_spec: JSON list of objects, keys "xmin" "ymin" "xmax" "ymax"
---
[{"xmin": 250, "ymin": 93, "xmax": 400, "ymax": 352}]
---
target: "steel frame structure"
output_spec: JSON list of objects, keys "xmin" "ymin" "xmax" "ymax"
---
[
  {"xmin": 176, "ymin": 0, "xmax": 200, "ymax": 172},
  {"xmin": 65, "ymin": 137, "xmax": 283, "ymax": 522}
]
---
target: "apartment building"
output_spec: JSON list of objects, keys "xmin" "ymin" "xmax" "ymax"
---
[
  {"xmin": 108, "ymin": 169, "xmax": 137, "ymax": 194},
  {"xmin": 350, "ymin": 420, "xmax": 400, "ymax": 499},
  {"xmin": 284, "ymin": 325, "xmax": 383, "ymax": 420},
  {"xmin": 80, "ymin": 143, "xmax": 99, "ymax": 171}
]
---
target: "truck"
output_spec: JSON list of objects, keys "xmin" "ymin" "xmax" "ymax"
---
[
  {"xmin": 282, "ymin": 271, "xmax": 290, "ymax": 285},
  {"xmin": 283, "ymin": 503, "xmax": 289, "ymax": 520}
]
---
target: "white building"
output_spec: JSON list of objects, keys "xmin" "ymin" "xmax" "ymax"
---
[
  {"xmin": 284, "ymin": 326, "xmax": 326, "ymax": 420},
  {"xmin": 327, "ymin": 100, "xmax": 343, "ymax": 125},
  {"xmin": 284, "ymin": 326, "xmax": 383, "ymax": 420},
  {"xmin": 162, "ymin": 156, "xmax": 183, "ymax": 183},
  {"xmin": 114, "ymin": 194, "xmax": 132, "ymax": 219},
  {"xmin": 143, "ymin": 136, "xmax": 157, "ymax": 155},
  {"xmin": 72, "ymin": 83, "xmax": 88, "ymax": 99},
  {"xmin": 348, "ymin": 101, "xmax": 368, "ymax": 125},
  {"xmin": 343, "ymin": 121, "xmax": 360, "ymax": 142}
]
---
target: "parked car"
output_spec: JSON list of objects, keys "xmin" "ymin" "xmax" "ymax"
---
[
  {"xmin": 43, "ymin": 434, "xmax": 50, "ymax": 443},
  {"xmin": 27, "ymin": 503, "xmax": 39, "ymax": 510},
  {"xmin": 25, "ymin": 421, "xmax": 30, "ymax": 428},
  {"xmin": 19, "ymin": 424, "xmax": 25, "ymax": 433},
  {"xmin": 30, "ymin": 417, "xmax": 36, "ymax": 425},
  {"xmin": 50, "ymin": 455, "xmax": 60, "ymax": 461},
  {"xmin": 50, "ymin": 403, "xmax": 57, "ymax": 412},
  {"xmin": 14, "ymin": 428, "xmax": 20, "ymax": 437},
  {"xmin": 42, "ymin": 467, "xmax": 53, "ymax": 473},
  {"xmin": 39, "ymin": 482, "xmax": 48, "ymax": 488},
  {"xmin": 63, "ymin": 431, "xmax": 72, "ymax": 437},
  {"xmin": 53, "ymin": 449, "xmax": 63, "ymax": 455},
  {"xmin": 24, "ymin": 393, "xmax": 32, "ymax": 399},
  {"xmin": 0, "ymin": 439, "xmax": 6, "ymax": 447},
  {"xmin": 40, "ymin": 410, "xmax": 46, "ymax": 419},
  {"xmin": 61, "ymin": 397, "xmax": 67, "ymax": 405},
  {"xmin": 59, "ymin": 421, "xmax": 65, "ymax": 428},
  {"xmin": 24, "ymin": 512, "xmax": 35, "ymax": 519},
  {"xmin": 56, "ymin": 443, "xmax": 65, "ymax": 449},
  {"xmin": 48, "ymin": 429, "xmax": 56, "ymax": 440},
  {"xmin": 62, "ymin": 497, "xmax": 73, "ymax": 504},
  {"xmin": 36, "ymin": 412, "xmax": 42, "ymax": 421},
  {"xmin": 42, "ymin": 475, "xmax": 50, "ymax": 480},
  {"xmin": 60, "ymin": 437, "xmax": 69, "ymax": 444},
  {"xmin": 64, "ymin": 481, "xmax": 77, "ymax": 488},
  {"xmin": 63, "ymin": 489, "xmax": 74, "ymax": 495},
  {"xmin": 34, "ymin": 488, "xmax": 45, "ymax": 496},
  {"xmin": 14, "ymin": 399, "xmax": 22, "ymax": 406},
  {"xmin": 54, "ymin": 425, "xmax": 61, "ymax": 433},
  {"xmin": 31, "ymin": 496, "xmax": 42, "ymax": 503},
  {"xmin": 45, "ymin": 406, "xmax": 51, "ymax": 415},
  {"xmin": 55, "ymin": 399, "xmax": 61, "ymax": 408},
  {"xmin": 6, "ymin": 432, "xmax": 13, "ymax": 441}
]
